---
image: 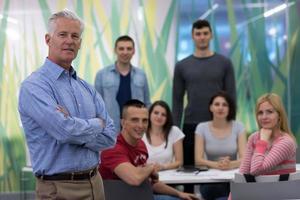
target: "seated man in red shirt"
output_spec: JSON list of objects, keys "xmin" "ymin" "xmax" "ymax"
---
[{"xmin": 99, "ymin": 99, "xmax": 198, "ymax": 200}]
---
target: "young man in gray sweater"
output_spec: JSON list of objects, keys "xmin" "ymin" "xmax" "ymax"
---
[{"xmin": 172, "ymin": 19, "xmax": 236, "ymax": 175}]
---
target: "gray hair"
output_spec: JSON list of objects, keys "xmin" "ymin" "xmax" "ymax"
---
[{"xmin": 47, "ymin": 9, "xmax": 84, "ymax": 35}]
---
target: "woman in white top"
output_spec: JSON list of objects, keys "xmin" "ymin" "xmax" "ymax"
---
[
  {"xmin": 143, "ymin": 100, "xmax": 185, "ymax": 171},
  {"xmin": 194, "ymin": 91, "xmax": 247, "ymax": 200}
]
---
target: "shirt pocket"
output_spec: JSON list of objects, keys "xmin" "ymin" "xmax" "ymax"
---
[
  {"xmin": 102, "ymin": 74, "xmax": 118, "ymax": 88},
  {"xmin": 132, "ymin": 74, "xmax": 146, "ymax": 99},
  {"xmin": 132, "ymin": 73, "xmax": 146, "ymax": 88}
]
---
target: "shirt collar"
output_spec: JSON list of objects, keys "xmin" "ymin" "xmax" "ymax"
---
[
  {"xmin": 112, "ymin": 62, "xmax": 135, "ymax": 73},
  {"xmin": 70, "ymin": 67, "xmax": 77, "ymax": 79},
  {"xmin": 44, "ymin": 58, "xmax": 77, "ymax": 80}
]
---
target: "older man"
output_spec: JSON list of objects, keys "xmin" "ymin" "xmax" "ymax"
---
[{"xmin": 18, "ymin": 10, "xmax": 116, "ymax": 200}]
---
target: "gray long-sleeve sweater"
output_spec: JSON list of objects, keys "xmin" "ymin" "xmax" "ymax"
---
[{"xmin": 172, "ymin": 53, "xmax": 236, "ymax": 126}]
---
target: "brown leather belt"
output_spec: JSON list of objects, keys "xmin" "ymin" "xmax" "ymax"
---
[{"xmin": 36, "ymin": 167, "xmax": 97, "ymax": 181}]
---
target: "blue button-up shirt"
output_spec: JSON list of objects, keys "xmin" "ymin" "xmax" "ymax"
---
[
  {"xmin": 94, "ymin": 64, "xmax": 151, "ymax": 131},
  {"xmin": 18, "ymin": 58, "xmax": 117, "ymax": 175}
]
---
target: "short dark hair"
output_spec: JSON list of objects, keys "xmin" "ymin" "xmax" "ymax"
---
[
  {"xmin": 208, "ymin": 91, "xmax": 236, "ymax": 121},
  {"xmin": 122, "ymin": 99, "xmax": 146, "ymax": 119},
  {"xmin": 146, "ymin": 101, "xmax": 173, "ymax": 148},
  {"xmin": 192, "ymin": 19, "xmax": 212, "ymax": 32},
  {"xmin": 114, "ymin": 35, "xmax": 135, "ymax": 48}
]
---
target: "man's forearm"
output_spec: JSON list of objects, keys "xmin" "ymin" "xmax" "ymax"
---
[
  {"xmin": 121, "ymin": 165, "xmax": 154, "ymax": 186},
  {"xmin": 136, "ymin": 165, "xmax": 155, "ymax": 182},
  {"xmin": 83, "ymin": 119, "xmax": 117, "ymax": 152},
  {"xmin": 152, "ymin": 181, "xmax": 179, "ymax": 197}
]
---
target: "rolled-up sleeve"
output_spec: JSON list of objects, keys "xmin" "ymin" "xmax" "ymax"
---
[{"xmin": 83, "ymin": 88, "xmax": 117, "ymax": 152}]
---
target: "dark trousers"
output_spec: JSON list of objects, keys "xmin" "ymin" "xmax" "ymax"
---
[
  {"xmin": 182, "ymin": 123, "xmax": 197, "ymax": 166},
  {"xmin": 182, "ymin": 123, "xmax": 198, "ymax": 192},
  {"xmin": 200, "ymin": 183, "xmax": 230, "ymax": 200}
]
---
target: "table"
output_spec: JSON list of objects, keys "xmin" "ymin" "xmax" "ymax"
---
[
  {"xmin": 159, "ymin": 168, "xmax": 238, "ymax": 184},
  {"xmin": 159, "ymin": 164, "xmax": 300, "ymax": 184},
  {"xmin": 20, "ymin": 164, "xmax": 300, "ymax": 185}
]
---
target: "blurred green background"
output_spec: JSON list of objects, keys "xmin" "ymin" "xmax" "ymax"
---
[{"xmin": 0, "ymin": 0, "xmax": 299, "ymax": 194}]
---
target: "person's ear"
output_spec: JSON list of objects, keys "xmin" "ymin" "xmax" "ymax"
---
[
  {"xmin": 209, "ymin": 104, "xmax": 213, "ymax": 112},
  {"xmin": 191, "ymin": 30, "xmax": 195, "ymax": 40},
  {"xmin": 114, "ymin": 45, "xmax": 118, "ymax": 54},
  {"xmin": 78, "ymin": 38, "xmax": 82, "ymax": 49},
  {"xmin": 121, "ymin": 118, "xmax": 125, "ymax": 129},
  {"xmin": 277, "ymin": 116, "xmax": 281, "ymax": 128},
  {"xmin": 45, "ymin": 34, "xmax": 51, "ymax": 45}
]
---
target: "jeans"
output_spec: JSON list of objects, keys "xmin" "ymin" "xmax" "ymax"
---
[{"xmin": 154, "ymin": 194, "xmax": 181, "ymax": 200}]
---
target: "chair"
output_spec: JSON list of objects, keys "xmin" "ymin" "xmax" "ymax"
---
[
  {"xmin": 296, "ymin": 147, "xmax": 300, "ymax": 163},
  {"xmin": 103, "ymin": 179, "xmax": 154, "ymax": 200},
  {"xmin": 230, "ymin": 172, "xmax": 300, "ymax": 200}
]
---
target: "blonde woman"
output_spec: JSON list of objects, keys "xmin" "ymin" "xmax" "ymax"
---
[
  {"xmin": 239, "ymin": 93, "xmax": 297, "ymax": 175},
  {"xmin": 228, "ymin": 93, "xmax": 297, "ymax": 200}
]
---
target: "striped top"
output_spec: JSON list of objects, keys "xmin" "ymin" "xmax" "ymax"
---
[{"xmin": 239, "ymin": 131, "xmax": 296, "ymax": 176}]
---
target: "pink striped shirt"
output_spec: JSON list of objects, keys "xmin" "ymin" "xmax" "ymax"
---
[{"xmin": 239, "ymin": 131, "xmax": 296, "ymax": 176}]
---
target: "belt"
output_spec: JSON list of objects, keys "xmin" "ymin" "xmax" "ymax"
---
[{"xmin": 36, "ymin": 167, "xmax": 97, "ymax": 181}]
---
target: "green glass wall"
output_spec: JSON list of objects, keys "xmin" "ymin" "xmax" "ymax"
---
[{"xmin": 177, "ymin": 0, "xmax": 300, "ymax": 140}]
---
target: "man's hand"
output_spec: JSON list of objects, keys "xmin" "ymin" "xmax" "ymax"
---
[
  {"xmin": 56, "ymin": 105, "xmax": 69, "ymax": 117},
  {"xmin": 56, "ymin": 105, "xmax": 106, "ymax": 128},
  {"xmin": 149, "ymin": 165, "xmax": 159, "ymax": 184},
  {"xmin": 98, "ymin": 118, "xmax": 105, "ymax": 128},
  {"xmin": 178, "ymin": 192, "xmax": 200, "ymax": 200}
]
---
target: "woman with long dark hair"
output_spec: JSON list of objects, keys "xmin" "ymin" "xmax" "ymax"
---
[{"xmin": 143, "ymin": 100, "xmax": 185, "ymax": 171}]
